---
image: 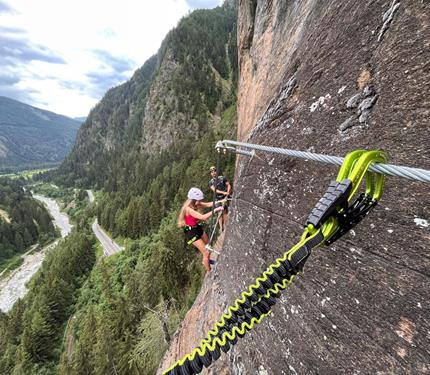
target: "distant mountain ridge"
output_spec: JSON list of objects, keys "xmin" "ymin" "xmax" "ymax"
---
[{"xmin": 0, "ymin": 96, "xmax": 81, "ymax": 172}]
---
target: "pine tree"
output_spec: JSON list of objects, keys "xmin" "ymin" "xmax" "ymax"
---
[
  {"xmin": 22, "ymin": 308, "xmax": 56, "ymax": 362},
  {"xmin": 23, "ymin": 228, "xmax": 33, "ymax": 247},
  {"xmin": 14, "ymin": 232, "xmax": 24, "ymax": 251}
]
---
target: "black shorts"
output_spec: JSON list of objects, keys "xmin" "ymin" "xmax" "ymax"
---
[{"xmin": 184, "ymin": 225, "xmax": 204, "ymax": 245}]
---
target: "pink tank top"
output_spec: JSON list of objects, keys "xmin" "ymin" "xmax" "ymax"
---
[{"xmin": 184, "ymin": 214, "xmax": 199, "ymax": 227}]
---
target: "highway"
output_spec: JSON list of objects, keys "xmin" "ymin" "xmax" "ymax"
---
[
  {"xmin": 92, "ymin": 219, "xmax": 123, "ymax": 256},
  {"xmin": 87, "ymin": 190, "xmax": 123, "ymax": 256}
]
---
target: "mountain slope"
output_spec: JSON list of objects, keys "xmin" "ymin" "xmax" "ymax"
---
[
  {"xmin": 0, "ymin": 96, "xmax": 81, "ymax": 172},
  {"xmin": 55, "ymin": 5, "xmax": 237, "ymax": 190}
]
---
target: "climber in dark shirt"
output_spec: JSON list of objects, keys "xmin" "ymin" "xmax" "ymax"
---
[{"xmin": 209, "ymin": 166, "xmax": 231, "ymax": 232}]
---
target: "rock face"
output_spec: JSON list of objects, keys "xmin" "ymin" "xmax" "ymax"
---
[
  {"xmin": 140, "ymin": 49, "xmax": 188, "ymax": 153},
  {"xmin": 159, "ymin": 1, "xmax": 429, "ymax": 374}
]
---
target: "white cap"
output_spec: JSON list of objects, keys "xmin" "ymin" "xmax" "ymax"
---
[{"xmin": 187, "ymin": 187, "xmax": 204, "ymax": 201}]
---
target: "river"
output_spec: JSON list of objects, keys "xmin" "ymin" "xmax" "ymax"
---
[{"xmin": 0, "ymin": 194, "xmax": 72, "ymax": 312}]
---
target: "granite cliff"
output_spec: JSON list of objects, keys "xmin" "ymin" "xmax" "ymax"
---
[{"xmin": 159, "ymin": 1, "xmax": 429, "ymax": 374}]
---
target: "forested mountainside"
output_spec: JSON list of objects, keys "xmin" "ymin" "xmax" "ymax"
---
[
  {"xmin": 53, "ymin": 5, "xmax": 237, "ymax": 190},
  {"xmin": 47, "ymin": 4, "xmax": 238, "ymax": 238},
  {"xmin": 0, "ymin": 231, "xmax": 95, "ymax": 373},
  {"xmin": 158, "ymin": 1, "xmax": 430, "ymax": 374},
  {"xmin": 0, "ymin": 97, "xmax": 81, "ymax": 173},
  {"xmin": 0, "ymin": 3, "xmax": 239, "ymax": 375},
  {"xmin": 0, "ymin": 178, "xmax": 56, "ymax": 267}
]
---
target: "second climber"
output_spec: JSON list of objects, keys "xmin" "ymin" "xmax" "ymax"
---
[
  {"xmin": 209, "ymin": 166, "xmax": 231, "ymax": 232},
  {"xmin": 177, "ymin": 187, "xmax": 224, "ymax": 272}
]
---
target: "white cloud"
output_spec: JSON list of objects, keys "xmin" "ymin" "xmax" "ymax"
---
[{"xmin": 0, "ymin": 0, "xmax": 222, "ymax": 118}]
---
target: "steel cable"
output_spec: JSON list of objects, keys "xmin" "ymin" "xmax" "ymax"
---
[{"xmin": 215, "ymin": 140, "xmax": 430, "ymax": 183}]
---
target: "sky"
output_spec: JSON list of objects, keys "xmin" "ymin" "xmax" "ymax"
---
[{"xmin": 0, "ymin": 0, "xmax": 223, "ymax": 118}]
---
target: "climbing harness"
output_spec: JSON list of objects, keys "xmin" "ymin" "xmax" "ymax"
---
[
  {"xmin": 162, "ymin": 149, "xmax": 387, "ymax": 375},
  {"xmin": 184, "ymin": 224, "xmax": 204, "ymax": 245}
]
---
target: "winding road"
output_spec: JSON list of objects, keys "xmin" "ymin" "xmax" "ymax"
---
[
  {"xmin": 87, "ymin": 190, "xmax": 123, "ymax": 256},
  {"xmin": 92, "ymin": 219, "xmax": 124, "ymax": 256}
]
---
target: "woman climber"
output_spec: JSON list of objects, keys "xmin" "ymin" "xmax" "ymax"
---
[{"xmin": 178, "ymin": 187, "xmax": 224, "ymax": 272}]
